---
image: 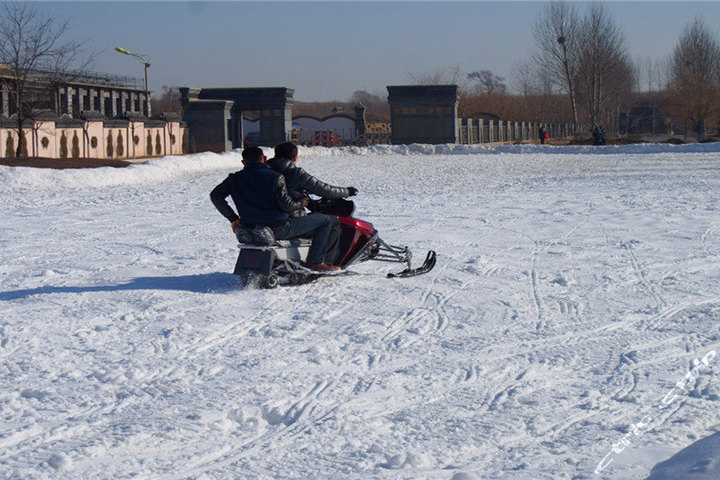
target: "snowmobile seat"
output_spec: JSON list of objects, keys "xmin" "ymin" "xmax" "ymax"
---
[
  {"xmin": 236, "ymin": 238, "xmax": 311, "ymax": 249},
  {"xmin": 274, "ymin": 238, "xmax": 311, "ymax": 248},
  {"xmin": 235, "ymin": 225, "xmax": 275, "ymax": 246},
  {"xmin": 235, "ymin": 226, "xmax": 312, "ymax": 249}
]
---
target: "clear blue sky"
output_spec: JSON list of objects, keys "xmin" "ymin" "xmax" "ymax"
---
[{"xmin": 30, "ymin": 1, "xmax": 720, "ymax": 101}]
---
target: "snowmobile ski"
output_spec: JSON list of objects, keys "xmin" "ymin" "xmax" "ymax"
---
[{"xmin": 387, "ymin": 250, "xmax": 436, "ymax": 278}]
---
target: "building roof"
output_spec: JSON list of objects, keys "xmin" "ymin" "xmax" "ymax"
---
[{"xmin": 0, "ymin": 66, "xmax": 145, "ymax": 91}]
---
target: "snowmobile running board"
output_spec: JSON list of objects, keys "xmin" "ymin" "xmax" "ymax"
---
[{"xmin": 387, "ymin": 250, "xmax": 437, "ymax": 278}]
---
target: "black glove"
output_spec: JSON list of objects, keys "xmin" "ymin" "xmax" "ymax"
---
[{"xmin": 347, "ymin": 187, "xmax": 358, "ymax": 196}]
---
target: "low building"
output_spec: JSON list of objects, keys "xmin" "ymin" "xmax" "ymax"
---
[
  {"xmin": 619, "ymin": 100, "xmax": 672, "ymax": 135},
  {"xmin": 0, "ymin": 66, "xmax": 186, "ymax": 159}
]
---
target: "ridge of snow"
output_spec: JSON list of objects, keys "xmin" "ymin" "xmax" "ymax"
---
[
  {"xmin": 2, "ymin": 142, "xmax": 720, "ymax": 194},
  {"xmin": 0, "ymin": 151, "xmax": 242, "ymax": 194},
  {"xmin": 300, "ymin": 141, "xmax": 720, "ymax": 157}
]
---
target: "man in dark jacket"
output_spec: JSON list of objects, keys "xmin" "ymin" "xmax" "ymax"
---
[{"xmin": 210, "ymin": 146, "xmax": 339, "ymax": 272}]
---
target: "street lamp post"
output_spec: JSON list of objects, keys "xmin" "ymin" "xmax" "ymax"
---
[{"xmin": 115, "ymin": 47, "xmax": 150, "ymax": 117}]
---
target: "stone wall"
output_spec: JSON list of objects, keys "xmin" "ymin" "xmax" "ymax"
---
[{"xmin": 293, "ymin": 115, "xmax": 356, "ymax": 142}]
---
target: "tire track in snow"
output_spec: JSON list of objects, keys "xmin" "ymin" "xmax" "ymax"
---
[
  {"xmin": 1, "ymin": 294, "xmax": 291, "ymax": 474},
  {"xmin": 530, "ymin": 246, "xmax": 545, "ymax": 330},
  {"xmin": 380, "ymin": 248, "xmax": 477, "ymax": 352},
  {"xmin": 560, "ymin": 201, "xmax": 593, "ymax": 242},
  {"xmin": 476, "ymin": 320, "xmax": 626, "ymax": 367},
  {"xmin": 641, "ymin": 298, "xmax": 720, "ymax": 332},
  {"xmin": 180, "ymin": 296, "xmax": 282, "ymax": 357},
  {"xmin": 380, "ymin": 250, "xmax": 449, "ymax": 346},
  {"xmin": 506, "ymin": 201, "xmax": 594, "ymax": 333},
  {"xmin": 381, "ymin": 277, "xmax": 472, "ymax": 351},
  {"xmin": 157, "ymin": 378, "xmax": 339, "ymax": 480},
  {"xmin": 174, "ymin": 274, "xmax": 341, "ymax": 360},
  {"xmin": 5, "ymin": 275, "xmax": 385, "ymax": 476},
  {"xmin": 701, "ymin": 224, "xmax": 720, "ymax": 257},
  {"xmin": 0, "ymin": 396, "xmax": 112, "ymax": 471},
  {"xmin": 622, "ymin": 240, "xmax": 666, "ymax": 308},
  {"xmin": 324, "ymin": 267, "xmax": 460, "ymax": 413},
  {"xmin": 4, "ymin": 303, "xmax": 257, "ymax": 468},
  {"xmin": 474, "ymin": 341, "xmax": 697, "ymax": 460}
]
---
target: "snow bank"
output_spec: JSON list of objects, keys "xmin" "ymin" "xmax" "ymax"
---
[
  {"xmin": 644, "ymin": 432, "xmax": 720, "ymax": 479},
  {"xmin": 301, "ymin": 141, "xmax": 720, "ymax": 158},
  {"xmin": 3, "ymin": 142, "xmax": 720, "ymax": 194},
  {"xmin": 0, "ymin": 151, "xmax": 243, "ymax": 194}
]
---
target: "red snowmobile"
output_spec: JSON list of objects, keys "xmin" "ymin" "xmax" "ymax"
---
[{"xmin": 232, "ymin": 199, "xmax": 436, "ymax": 288}]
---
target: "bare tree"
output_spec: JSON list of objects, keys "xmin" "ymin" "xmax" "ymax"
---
[
  {"xmin": 575, "ymin": 2, "xmax": 631, "ymax": 131},
  {"xmin": 467, "ymin": 70, "xmax": 507, "ymax": 94},
  {"xmin": 604, "ymin": 57, "xmax": 636, "ymax": 133},
  {"xmin": 508, "ymin": 59, "xmax": 569, "ymax": 123},
  {"xmin": 151, "ymin": 85, "xmax": 183, "ymax": 115},
  {"xmin": 667, "ymin": 18, "xmax": 720, "ymax": 140},
  {"xmin": 349, "ymin": 89, "xmax": 386, "ymax": 106},
  {"xmin": 510, "ymin": 59, "xmax": 538, "ymax": 97},
  {"xmin": 533, "ymin": 1, "xmax": 580, "ymax": 131},
  {"xmin": 350, "ymin": 90, "xmax": 375, "ymax": 105},
  {"xmin": 348, "ymin": 89, "xmax": 389, "ymax": 121},
  {"xmin": 407, "ymin": 65, "xmax": 466, "ymax": 91},
  {"xmin": 0, "ymin": 2, "xmax": 94, "ymax": 156},
  {"xmin": 637, "ymin": 56, "xmax": 667, "ymax": 93}
]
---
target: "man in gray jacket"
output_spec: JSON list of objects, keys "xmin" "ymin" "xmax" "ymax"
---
[
  {"xmin": 267, "ymin": 142, "xmax": 357, "ymax": 216},
  {"xmin": 267, "ymin": 142, "xmax": 357, "ymax": 265}
]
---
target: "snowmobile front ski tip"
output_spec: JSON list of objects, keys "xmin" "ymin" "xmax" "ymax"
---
[{"xmin": 387, "ymin": 250, "xmax": 436, "ymax": 278}]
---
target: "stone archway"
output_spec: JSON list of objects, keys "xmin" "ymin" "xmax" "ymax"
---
[{"xmin": 180, "ymin": 87, "xmax": 294, "ymax": 152}]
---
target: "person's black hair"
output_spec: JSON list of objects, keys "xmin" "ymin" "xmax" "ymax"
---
[
  {"xmin": 242, "ymin": 146, "xmax": 264, "ymax": 163},
  {"xmin": 274, "ymin": 142, "xmax": 298, "ymax": 159}
]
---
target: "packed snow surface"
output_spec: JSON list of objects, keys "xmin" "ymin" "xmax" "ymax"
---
[{"xmin": 2, "ymin": 143, "xmax": 720, "ymax": 479}]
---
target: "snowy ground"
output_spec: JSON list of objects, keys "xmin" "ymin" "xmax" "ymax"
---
[{"xmin": 2, "ymin": 143, "xmax": 720, "ymax": 479}]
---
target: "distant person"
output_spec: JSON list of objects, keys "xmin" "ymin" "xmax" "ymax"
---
[
  {"xmin": 210, "ymin": 146, "xmax": 340, "ymax": 272},
  {"xmin": 592, "ymin": 126, "xmax": 606, "ymax": 146},
  {"xmin": 539, "ymin": 126, "xmax": 548, "ymax": 144}
]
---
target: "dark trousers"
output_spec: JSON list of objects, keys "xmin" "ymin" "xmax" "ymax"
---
[{"xmin": 273, "ymin": 213, "xmax": 339, "ymax": 264}]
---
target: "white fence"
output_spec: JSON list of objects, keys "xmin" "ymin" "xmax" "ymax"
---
[{"xmin": 459, "ymin": 119, "xmax": 573, "ymax": 144}]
